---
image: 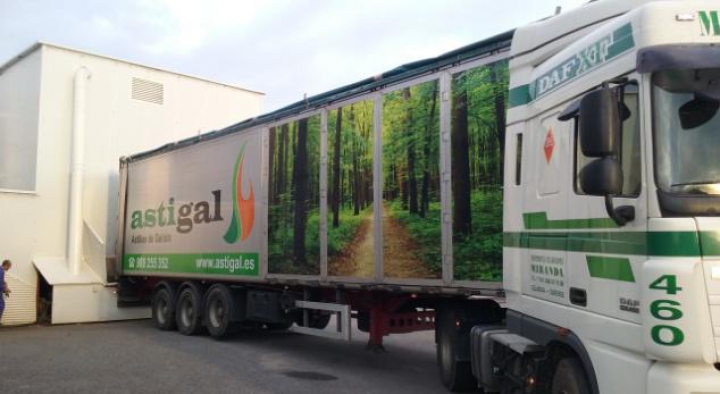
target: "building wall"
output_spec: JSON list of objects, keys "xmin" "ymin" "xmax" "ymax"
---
[
  {"xmin": 0, "ymin": 44, "xmax": 264, "ymax": 325},
  {"xmin": 0, "ymin": 49, "xmax": 42, "ymax": 325}
]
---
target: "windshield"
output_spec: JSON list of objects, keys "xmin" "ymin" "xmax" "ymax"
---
[{"xmin": 653, "ymin": 68, "xmax": 720, "ymax": 195}]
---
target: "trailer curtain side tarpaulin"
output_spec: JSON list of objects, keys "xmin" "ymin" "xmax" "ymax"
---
[{"xmin": 119, "ymin": 32, "xmax": 513, "ymax": 292}]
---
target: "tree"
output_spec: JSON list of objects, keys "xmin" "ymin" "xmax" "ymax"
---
[
  {"xmin": 277, "ymin": 124, "xmax": 288, "ymax": 200},
  {"xmin": 491, "ymin": 63, "xmax": 506, "ymax": 180},
  {"xmin": 452, "ymin": 77, "xmax": 472, "ymax": 236},
  {"xmin": 404, "ymin": 88, "xmax": 419, "ymax": 215},
  {"xmin": 332, "ymin": 108, "xmax": 342, "ymax": 227},
  {"xmin": 268, "ymin": 127, "xmax": 276, "ymax": 203},
  {"xmin": 350, "ymin": 106, "xmax": 361, "ymax": 216},
  {"xmin": 420, "ymin": 82, "xmax": 438, "ymax": 217},
  {"xmin": 293, "ymin": 119, "xmax": 309, "ymax": 264}
]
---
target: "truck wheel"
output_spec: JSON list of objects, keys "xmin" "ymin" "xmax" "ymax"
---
[
  {"xmin": 152, "ymin": 286, "xmax": 176, "ymax": 331},
  {"xmin": 436, "ymin": 310, "xmax": 476, "ymax": 392},
  {"xmin": 551, "ymin": 357, "xmax": 590, "ymax": 394},
  {"xmin": 176, "ymin": 284, "xmax": 203, "ymax": 336},
  {"xmin": 204, "ymin": 284, "xmax": 237, "ymax": 338}
]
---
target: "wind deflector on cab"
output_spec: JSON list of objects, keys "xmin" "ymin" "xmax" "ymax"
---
[{"xmin": 637, "ymin": 44, "xmax": 720, "ymax": 73}]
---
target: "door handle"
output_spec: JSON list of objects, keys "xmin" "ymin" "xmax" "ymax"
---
[{"xmin": 570, "ymin": 287, "xmax": 587, "ymax": 307}]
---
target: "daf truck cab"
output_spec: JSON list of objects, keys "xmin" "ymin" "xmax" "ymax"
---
[{"xmin": 485, "ymin": 1, "xmax": 720, "ymax": 393}]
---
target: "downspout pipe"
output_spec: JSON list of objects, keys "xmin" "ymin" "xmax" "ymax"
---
[{"xmin": 68, "ymin": 66, "xmax": 90, "ymax": 276}]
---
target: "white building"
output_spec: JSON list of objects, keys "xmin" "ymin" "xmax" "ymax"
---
[{"xmin": 0, "ymin": 43, "xmax": 264, "ymax": 325}]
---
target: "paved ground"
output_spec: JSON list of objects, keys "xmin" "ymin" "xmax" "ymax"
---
[{"xmin": 0, "ymin": 319, "xmax": 447, "ymax": 394}]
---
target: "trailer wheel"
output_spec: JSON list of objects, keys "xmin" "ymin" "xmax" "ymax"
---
[
  {"xmin": 176, "ymin": 284, "xmax": 203, "ymax": 336},
  {"xmin": 152, "ymin": 286, "xmax": 176, "ymax": 331},
  {"xmin": 551, "ymin": 357, "xmax": 590, "ymax": 394},
  {"xmin": 203, "ymin": 284, "xmax": 238, "ymax": 338},
  {"xmin": 436, "ymin": 310, "xmax": 476, "ymax": 392}
]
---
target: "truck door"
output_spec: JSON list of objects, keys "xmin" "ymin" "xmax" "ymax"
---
[
  {"xmin": 565, "ymin": 81, "xmax": 645, "ymax": 324},
  {"xmin": 521, "ymin": 111, "xmax": 571, "ymax": 308}
]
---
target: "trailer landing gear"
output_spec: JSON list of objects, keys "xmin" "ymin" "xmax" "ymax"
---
[{"xmin": 364, "ymin": 303, "xmax": 436, "ymax": 354}]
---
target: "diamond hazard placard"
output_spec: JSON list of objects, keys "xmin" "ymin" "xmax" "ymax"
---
[{"xmin": 544, "ymin": 128, "xmax": 555, "ymax": 163}]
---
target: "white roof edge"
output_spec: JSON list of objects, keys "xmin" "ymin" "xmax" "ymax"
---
[
  {"xmin": 0, "ymin": 42, "xmax": 42, "ymax": 76},
  {"xmin": 0, "ymin": 41, "xmax": 265, "ymax": 96},
  {"xmin": 511, "ymin": 0, "xmax": 658, "ymax": 57}
]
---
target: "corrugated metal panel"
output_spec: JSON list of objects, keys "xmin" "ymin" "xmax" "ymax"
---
[
  {"xmin": 1, "ymin": 273, "xmax": 36, "ymax": 326},
  {"xmin": 131, "ymin": 77, "xmax": 164, "ymax": 105}
]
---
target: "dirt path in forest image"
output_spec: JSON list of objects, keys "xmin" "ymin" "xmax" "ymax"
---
[
  {"xmin": 328, "ymin": 211, "xmax": 375, "ymax": 277},
  {"xmin": 328, "ymin": 204, "xmax": 436, "ymax": 279}
]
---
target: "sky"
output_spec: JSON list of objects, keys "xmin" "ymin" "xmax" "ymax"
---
[{"xmin": 0, "ymin": 0, "xmax": 589, "ymax": 112}]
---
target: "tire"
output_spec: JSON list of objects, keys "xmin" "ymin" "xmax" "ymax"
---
[
  {"xmin": 152, "ymin": 286, "xmax": 176, "ymax": 331},
  {"xmin": 176, "ymin": 284, "xmax": 203, "ymax": 336},
  {"xmin": 203, "ymin": 284, "xmax": 237, "ymax": 338},
  {"xmin": 436, "ymin": 310, "xmax": 476, "ymax": 392},
  {"xmin": 551, "ymin": 357, "xmax": 591, "ymax": 394}
]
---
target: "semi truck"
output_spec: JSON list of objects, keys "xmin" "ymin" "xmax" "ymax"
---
[{"xmin": 115, "ymin": 1, "xmax": 720, "ymax": 392}]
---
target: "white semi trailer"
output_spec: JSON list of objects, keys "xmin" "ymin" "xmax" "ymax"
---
[{"xmin": 116, "ymin": 1, "xmax": 720, "ymax": 392}]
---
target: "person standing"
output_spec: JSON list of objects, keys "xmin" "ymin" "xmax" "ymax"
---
[{"xmin": 0, "ymin": 260, "xmax": 11, "ymax": 325}]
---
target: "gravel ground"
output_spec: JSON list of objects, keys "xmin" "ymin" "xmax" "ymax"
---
[{"xmin": 0, "ymin": 319, "xmax": 447, "ymax": 394}]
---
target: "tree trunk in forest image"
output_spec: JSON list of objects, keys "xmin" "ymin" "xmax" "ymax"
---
[
  {"xmin": 332, "ymin": 108, "xmax": 342, "ymax": 228},
  {"xmin": 452, "ymin": 82, "xmax": 473, "ymax": 237},
  {"xmin": 293, "ymin": 119, "xmax": 309, "ymax": 265},
  {"xmin": 420, "ymin": 83, "xmax": 438, "ymax": 218},
  {"xmin": 401, "ymin": 177, "xmax": 408, "ymax": 210},
  {"xmin": 277, "ymin": 124, "xmax": 288, "ymax": 200},
  {"xmin": 365, "ymin": 168, "xmax": 372, "ymax": 207},
  {"xmin": 491, "ymin": 64, "xmax": 506, "ymax": 180},
  {"xmin": 404, "ymin": 88, "xmax": 419, "ymax": 215},
  {"xmin": 268, "ymin": 127, "xmax": 276, "ymax": 204},
  {"xmin": 350, "ymin": 107, "xmax": 361, "ymax": 216},
  {"xmin": 353, "ymin": 157, "xmax": 360, "ymax": 215},
  {"xmin": 487, "ymin": 125, "xmax": 497, "ymax": 185}
]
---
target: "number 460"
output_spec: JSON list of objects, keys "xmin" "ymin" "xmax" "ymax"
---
[{"xmin": 648, "ymin": 275, "xmax": 685, "ymax": 346}]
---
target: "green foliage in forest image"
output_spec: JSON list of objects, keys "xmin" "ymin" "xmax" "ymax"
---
[
  {"xmin": 268, "ymin": 115, "xmax": 322, "ymax": 275},
  {"xmin": 451, "ymin": 61, "xmax": 508, "ymax": 281},
  {"xmin": 381, "ymin": 79, "xmax": 442, "ymax": 278},
  {"xmin": 453, "ymin": 189, "xmax": 503, "ymax": 281},
  {"xmin": 326, "ymin": 100, "xmax": 375, "ymax": 275},
  {"xmin": 268, "ymin": 209, "xmax": 320, "ymax": 275}
]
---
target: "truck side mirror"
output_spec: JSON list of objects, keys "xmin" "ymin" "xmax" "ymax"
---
[
  {"xmin": 579, "ymin": 88, "xmax": 621, "ymax": 157},
  {"xmin": 580, "ymin": 157, "xmax": 634, "ymax": 226},
  {"xmin": 579, "ymin": 158, "xmax": 622, "ymax": 196},
  {"xmin": 576, "ymin": 86, "xmax": 635, "ymax": 226}
]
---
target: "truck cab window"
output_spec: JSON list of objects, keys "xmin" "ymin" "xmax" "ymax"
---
[{"xmin": 575, "ymin": 84, "xmax": 641, "ymax": 197}]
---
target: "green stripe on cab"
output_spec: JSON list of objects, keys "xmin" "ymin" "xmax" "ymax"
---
[{"xmin": 586, "ymin": 255, "xmax": 635, "ymax": 282}]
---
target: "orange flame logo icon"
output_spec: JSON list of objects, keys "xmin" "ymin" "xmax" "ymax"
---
[{"xmin": 223, "ymin": 142, "xmax": 254, "ymax": 243}]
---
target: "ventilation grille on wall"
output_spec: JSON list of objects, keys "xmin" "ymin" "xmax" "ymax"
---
[{"xmin": 132, "ymin": 77, "xmax": 164, "ymax": 105}]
